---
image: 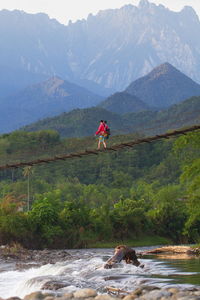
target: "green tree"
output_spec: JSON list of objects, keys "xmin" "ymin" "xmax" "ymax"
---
[
  {"xmin": 111, "ymin": 198, "xmax": 147, "ymax": 240},
  {"xmin": 173, "ymin": 131, "xmax": 200, "ymax": 241},
  {"xmin": 28, "ymin": 191, "xmax": 63, "ymax": 247},
  {"xmin": 147, "ymin": 185, "xmax": 186, "ymax": 241}
]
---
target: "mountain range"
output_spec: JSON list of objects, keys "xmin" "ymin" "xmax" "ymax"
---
[
  {"xmin": 1, "ymin": 0, "xmax": 200, "ymax": 96},
  {"xmin": 0, "ymin": 77, "xmax": 102, "ymax": 133},
  {"xmin": 1, "ymin": 62, "xmax": 200, "ymax": 134},
  {"xmin": 126, "ymin": 63, "xmax": 200, "ymax": 108},
  {"xmin": 99, "ymin": 63, "xmax": 200, "ymax": 111}
]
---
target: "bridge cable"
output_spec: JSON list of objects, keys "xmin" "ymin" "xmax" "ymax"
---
[{"xmin": 0, "ymin": 124, "xmax": 199, "ymax": 171}]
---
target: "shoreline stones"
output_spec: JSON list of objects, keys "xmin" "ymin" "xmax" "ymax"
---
[
  {"xmin": 4, "ymin": 286, "xmax": 200, "ymax": 300},
  {"xmin": 0, "ymin": 248, "xmax": 72, "ymax": 267}
]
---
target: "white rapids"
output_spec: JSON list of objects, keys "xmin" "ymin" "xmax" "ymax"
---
[{"xmin": 0, "ymin": 247, "xmax": 199, "ymax": 298}]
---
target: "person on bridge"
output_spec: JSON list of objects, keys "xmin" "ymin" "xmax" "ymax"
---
[{"xmin": 95, "ymin": 120, "xmax": 107, "ymax": 150}]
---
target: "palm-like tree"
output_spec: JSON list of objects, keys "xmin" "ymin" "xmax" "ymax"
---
[{"xmin": 23, "ymin": 166, "xmax": 34, "ymax": 211}]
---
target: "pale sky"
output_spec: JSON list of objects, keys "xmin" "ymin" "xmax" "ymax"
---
[{"xmin": 0, "ymin": 0, "xmax": 199, "ymax": 24}]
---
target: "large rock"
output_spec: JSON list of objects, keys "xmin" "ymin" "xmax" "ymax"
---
[
  {"xmin": 95, "ymin": 295, "xmax": 118, "ymax": 300},
  {"xmin": 42, "ymin": 281, "xmax": 68, "ymax": 291},
  {"xmin": 23, "ymin": 292, "xmax": 45, "ymax": 300},
  {"xmin": 73, "ymin": 289, "xmax": 97, "ymax": 298}
]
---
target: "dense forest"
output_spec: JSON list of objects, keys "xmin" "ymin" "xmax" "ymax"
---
[{"xmin": 0, "ymin": 128, "xmax": 199, "ymax": 249}]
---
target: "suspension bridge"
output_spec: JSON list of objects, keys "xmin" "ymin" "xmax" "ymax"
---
[{"xmin": 0, "ymin": 124, "xmax": 199, "ymax": 171}]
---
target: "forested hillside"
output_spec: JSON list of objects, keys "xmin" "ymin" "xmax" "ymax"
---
[
  {"xmin": 0, "ymin": 128, "xmax": 199, "ymax": 249},
  {"xmin": 23, "ymin": 96, "xmax": 200, "ymax": 137},
  {"xmin": 99, "ymin": 92, "xmax": 150, "ymax": 114}
]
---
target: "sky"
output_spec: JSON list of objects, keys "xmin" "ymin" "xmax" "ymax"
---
[{"xmin": 0, "ymin": 0, "xmax": 199, "ymax": 24}]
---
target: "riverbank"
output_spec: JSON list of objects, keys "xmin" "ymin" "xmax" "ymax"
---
[{"xmin": 4, "ymin": 286, "xmax": 200, "ymax": 300}]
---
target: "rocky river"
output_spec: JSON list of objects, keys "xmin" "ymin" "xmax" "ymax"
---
[{"xmin": 0, "ymin": 247, "xmax": 199, "ymax": 300}]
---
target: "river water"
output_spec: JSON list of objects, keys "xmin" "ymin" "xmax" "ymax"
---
[{"xmin": 0, "ymin": 247, "xmax": 199, "ymax": 298}]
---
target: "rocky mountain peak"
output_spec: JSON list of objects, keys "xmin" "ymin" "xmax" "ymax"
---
[
  {"xmin": 139, "ymin": 0, "xmax": 150, "ymax": 8},
  {"xmin": 41, "ymin": 77, "xmax": 66, "ymax": 96},
  {"xmin": 180, "ymin": 6, "xmax": 200, "ymax": 23},
  {"xmin": 148, "ymin": 63, "xmax": 176, "ymax": 80},
  {"xmin": 181, "ymin": 5, "xmax": 198, "ymax": 16},
  {"xmin": 138, "ymin": 0, "xmax": 156, "ymax": 10}
]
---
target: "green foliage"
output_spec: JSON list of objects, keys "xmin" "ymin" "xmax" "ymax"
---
[
  {"xmin": 0, "ymin": 195, "xmax": 30, "ymax": 245},
  {"xmin": 27, "ymin": 191, "xmax": 64, "ymax": 247},
  {"xmin": 111, "ymin": 198, "xmax": 147, "ymax": 239},
  {"xmin": 147, "ymin": 185, "xmax": 186, "ymax": 241},
  {"xmin": 173, "ymin": 131, "xmax": 200, "ymax": 241},
  {"xmin": 0, "ymin": 129, "xmax": 199, "ymax": 248}
]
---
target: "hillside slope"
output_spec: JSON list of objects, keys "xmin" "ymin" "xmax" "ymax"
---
[
  {"xmin": 99, "ymin": 92, "xmax": 150, "ymax": 114},
  {"xmin": 22, "ymin": 107, "xmax": 125, "ymax": 137},
  {"xmin": 126, "ymin": 63, "xmax": 200, "ymax": 108},
  {"xmin": 0, "ymin": 77, "xmax": 102, "ymax": 133},
  {"xmin": 123, "ymin": 96, "xmax": 200, "ymax": 135},
  {"xmin": 23, "ymin": 96, "xmax": 200, "ymax": 137}
]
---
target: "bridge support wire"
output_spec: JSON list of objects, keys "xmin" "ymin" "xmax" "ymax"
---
[{"xmin": 0, "ymin": 124, "xmax": 199, "ymax": 170}]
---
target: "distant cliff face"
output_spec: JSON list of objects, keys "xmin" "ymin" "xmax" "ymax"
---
[
  {"xmin": 1, "ymin": 0, "xmax": 200, "ymax": 94},
  {"xmin": 0, "ymin": 10, "xmax": 70, "ymax": 78},
  {"xmin": 64, "ymin": 0, "xmax": 200, "ymax": 90}
]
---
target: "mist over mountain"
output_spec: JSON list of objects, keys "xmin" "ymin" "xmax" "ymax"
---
[
  {"xmin": 1, "ymin": 1, "xmax": 200, "ymax": 95},
  {"xmin": 126, "ymin": 63, "xmax": 200, "ymax": 108},
  {"xmin": 0, "ymin": 65, "xmax": 47, "ymax": 98},
  {"xmin": 0, "ymin": 77, "xmax": 102, "ymax": 133},
  {"xmin": 0, "ymin": 10, "xmax": 70, "ymax": 77},
  {"xmin": 51, "ymin": 0, "xmax": 200, "ymax": 90},
  {"xmin": 0, "ymin": 9, "xmax": 112, "ymax": 96}
]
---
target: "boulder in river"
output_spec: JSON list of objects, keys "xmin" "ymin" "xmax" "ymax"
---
[{"xmin": 42, "ymin": 280, "xmax": 69, "ymax": 291}]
